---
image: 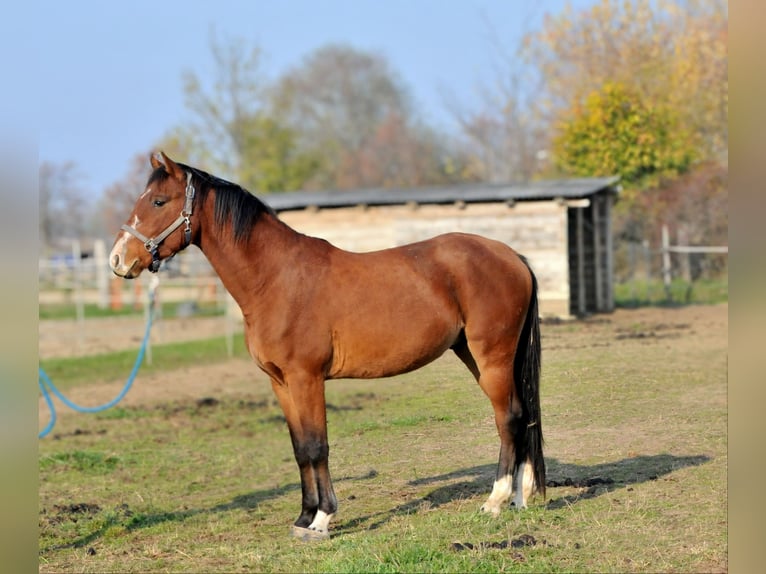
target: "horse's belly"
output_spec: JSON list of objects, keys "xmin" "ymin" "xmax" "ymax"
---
[{"xmin": 327, "ymin": 319, "xmax": 460, "ymax": 379}]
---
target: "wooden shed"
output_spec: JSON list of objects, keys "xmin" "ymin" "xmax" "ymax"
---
[{"xmin": 267, "ymin": 177, "xmax": 620, "ymax": 317}]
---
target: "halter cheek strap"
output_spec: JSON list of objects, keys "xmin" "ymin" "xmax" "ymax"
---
[{"xmin": 121, "ymin": 171, "xmax": 196, "ymax": 273}]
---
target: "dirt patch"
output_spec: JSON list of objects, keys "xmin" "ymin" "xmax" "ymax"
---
[
  {"xmin": 41, "ymin": 503, "xmax": 101, "ymax": 526},
  {"xmin": 542, "ymin": 303, "xmax": 725, "ymax": 352},
  {"xmin": 38, "ymin": 358, "xmax": 264, "ymax": 425},
  {"xmin": 39, "ymin": 315, "xmax": 236, "ymax": 359}
]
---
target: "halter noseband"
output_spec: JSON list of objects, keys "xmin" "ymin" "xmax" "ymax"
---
[{"xmin": 121, "ymin": 170, "xmax": 196, "ymax": 273}]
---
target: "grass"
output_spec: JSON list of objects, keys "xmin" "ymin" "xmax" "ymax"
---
[
  {"xmin": 39, "ymin": 301, "xmax": 224, "ymax": 321},
  {"xmin": 38, "ymin": 304, "xmax": 728, "ymax": 572},
  {"xmin": 39, "ymin": 451, "xmax": 121, "ymax": 474},
  {"xmin": 614, "ymin": 277, "xmax": 728, "ymax": 307}
]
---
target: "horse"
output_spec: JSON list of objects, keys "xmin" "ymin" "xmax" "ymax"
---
[{"xmin": 109, "ymin": 152, "xmax": 546, "ymax": 541}]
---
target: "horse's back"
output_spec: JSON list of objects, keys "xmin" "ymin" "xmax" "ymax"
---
[{"xmin": 326, "ymin": 231, "xmax": 531, "ymax": 317}]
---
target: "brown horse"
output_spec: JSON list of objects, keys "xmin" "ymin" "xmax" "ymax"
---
[{"xmin": 110, "ymin": 152, "xmax": 545, "ymax": 540}]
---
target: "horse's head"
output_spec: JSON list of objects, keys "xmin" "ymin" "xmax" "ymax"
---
[{"xmin": 110, "ymin": 151, "xmax": 198, "ymax": 278}]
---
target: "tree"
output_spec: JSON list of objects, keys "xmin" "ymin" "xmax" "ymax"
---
[
  {"xmin": 666, "ymin": 3, "xmax": 728, "ymax": 164},
  {"xmin": 525, "ymin": 0, "xmax": 727, "ymax": 166},
  {"xmin": 446, "ymin": 6, "xmax": 550, "ymax": 183},
  {"xmin": 178, "ymin": 31, "xmax": 267, "ymax": 181},
  {"xmin": 553, "ymin": 82, "xmax": 697, "ymax": 191},
  {"xmin": 450, "ymin": 107, "xmax": 547, "ymax": 184},
  {"xmin": 167, "ymin": 32, "xmax": 320, "ymax": 192},
  {"xmin": 98, "ymin": 152, "xmax": 153, "ymax": 236},
  {"xmin": 527, "ymin": 0, "xmax": 727, "ymax": 262},
  {"xmin": 39, "ymin": 161, "xmax": 87, "ymax": 251},
  {"xmin": 339, "ymin": 112, "xmax": 470, "ymax": 189},
  {"xmin": 171, "ymin": 39, "xmax": 459, "ymax": 192},
  {"xmin": 238, "ymin": 114, "xmax": 321, "ymax": 193},
  {"xmin": 273, "ymin": 44, "xmax": 432, "ymax": 190}
]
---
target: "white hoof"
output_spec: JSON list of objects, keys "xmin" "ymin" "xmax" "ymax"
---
[{"xmin": 481, "ymin": 475, "xmax": 513, "ymax": 517}]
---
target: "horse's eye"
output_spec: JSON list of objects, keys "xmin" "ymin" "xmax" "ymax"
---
[{"xmin": 153, "ymin": 199, "xmax": 167, "ymax": 208}]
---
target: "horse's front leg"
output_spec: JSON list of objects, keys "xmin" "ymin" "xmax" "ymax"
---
[{"xmin": 270, "ymin": 375, "xmax": 337, "ymax": 540}]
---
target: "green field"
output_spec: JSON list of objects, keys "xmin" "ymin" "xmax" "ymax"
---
[
  {"xmin": 39, "ymin": 304, "xmax": 728, "ymax": 573},
  {"xmin": 614, "ymin": 277, "xmax": 728, "ymax": 307},
  {"xmin": 39, "ymin": 301, "xmax": 224, "ymax": 321}
]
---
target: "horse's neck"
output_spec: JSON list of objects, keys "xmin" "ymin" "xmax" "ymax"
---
[{"xmin": 196, "ymin": 208, "xmax": 312, "ymax": 315}]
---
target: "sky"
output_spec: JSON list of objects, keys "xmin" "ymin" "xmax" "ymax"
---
[{"xmin": 35, "ymin": 0, "xmax": 591, "ymax": 198}]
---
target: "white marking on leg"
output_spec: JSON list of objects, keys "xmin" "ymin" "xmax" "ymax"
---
[
  {"xmin": 481, "ymin": 474, "xmax": 512, "ymax": 516},
  {"xmin": 307, "ymin": 510, "xmax": 333, "ymax": 534},
  {"xmin": 512, "ymin": 460, "xmax": 535, "ymax": 509}
]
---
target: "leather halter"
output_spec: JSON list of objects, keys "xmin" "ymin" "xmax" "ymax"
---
[{"xmin": 121, "ymin": 171, "xmax": 195, "ymax": 273}]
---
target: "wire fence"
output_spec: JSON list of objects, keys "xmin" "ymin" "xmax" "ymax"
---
[
  {"xmin": 39, "ymin": 242, "xmax": 242, "ymax": 360},
  {"xmin": 614, "ymin": 225, "xmax": 728, "ymax": 305}
]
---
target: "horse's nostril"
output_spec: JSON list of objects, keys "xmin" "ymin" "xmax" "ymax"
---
[{"xmin": 111, "ymin": 253, "xmax": 120, "ymax": 269}]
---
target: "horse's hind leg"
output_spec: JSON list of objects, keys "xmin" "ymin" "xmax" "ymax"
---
[
  {"xmin": 454, "ymin": 335, "xmax": 520, "ymax": 515},
  {"xmin": 452, "ymin": 331, "xmax": 480, "ymax": 380},
  {"xmin": 476, "ymin": 365, "xmax": 523, "ymax": 516}
]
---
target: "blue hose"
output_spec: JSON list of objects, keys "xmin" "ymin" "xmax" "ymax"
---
[{"xmin": 38, "ymin": 288, "xmax": 156, "ymax": 438}]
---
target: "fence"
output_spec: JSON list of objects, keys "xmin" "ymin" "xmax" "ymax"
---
[
  {"xmin": 39, "ymin": 240, "xmax": 242, "ymax": 360},
  {"xmin": 615, "ymin": 224, "xmax": 728, "ymax": 304},
  {"xmin": 41, "ymin": 230, "xmax": 728, "ymax": 360}
]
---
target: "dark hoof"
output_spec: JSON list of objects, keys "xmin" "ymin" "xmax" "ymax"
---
[{"xmin": 291, "ymin": 525, "xmax": 330, "ymax": 542}]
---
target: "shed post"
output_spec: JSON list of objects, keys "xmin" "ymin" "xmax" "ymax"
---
[
  {"xmin": 604, "ymin": 193, "xmax": 614, "ymax": 311},
  {"xmin": 593, "ymin": 196, "xmax": 605, "ymax": 311},
  {"xmin": 576, "ymin": 206, "xmax": 586, "ymax": 315}
]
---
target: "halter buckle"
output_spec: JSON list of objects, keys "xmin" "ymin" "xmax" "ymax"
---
[{"xmin": 183, "ymin": 216, "xmax": 192, "ymax": 245}]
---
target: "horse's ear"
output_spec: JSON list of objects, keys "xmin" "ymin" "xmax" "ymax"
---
[
  {"xmin": 150, "ymin": 152, "xmax": 162, "ymax": 170},
  {"xmin": 158, "ymin": 151, "xmax": 185, "ymax": 181}
]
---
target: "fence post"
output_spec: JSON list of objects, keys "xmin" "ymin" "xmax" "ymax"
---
[
  {"xmin": 662, "ymin": 224, "xmax": 672, "ymax": 299},
  {"xmin": 628, "ymin": 240, "xmax": 636, "ymax": 302},
  {"xmin": 575, "ymin": 206, "xmax": 586, "ymax": 314},
  {"xmin": 94, "ymin": 239, "xmax": 109, "ymax": 309},
  {"xmin": 72, "ymin": 239, "xmax": 85, "ymax": 352}
]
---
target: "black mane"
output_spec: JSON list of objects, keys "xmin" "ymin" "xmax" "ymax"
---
[{"xmin": 148, "ymin": 164, "xmax": 276, "ymax": 244}]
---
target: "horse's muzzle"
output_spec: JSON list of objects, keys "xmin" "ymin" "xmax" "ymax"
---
[{"xmin": 110, "ymin": 252, "xmax": 142, "ymax": 279}]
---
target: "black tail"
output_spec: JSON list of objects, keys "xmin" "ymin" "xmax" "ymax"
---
[{"xmin": 512, "ymin": 259, "xmax": 546, "ymax": 498}]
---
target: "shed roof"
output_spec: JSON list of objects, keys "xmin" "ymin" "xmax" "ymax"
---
[{"xmin": 265, "ymin": 176, "xmax": 620, "ymax": 212}]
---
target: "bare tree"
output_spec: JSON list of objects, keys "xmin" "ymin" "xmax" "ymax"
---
[
  {"xmin": 164, "ymin": 31, "xmax": 322, "ymax": 192},
  {"xmin": 98, "ymin": 152, "xmax": 154, "ymax": 236},
  {"xmin": 177, "ymin": 30, "xmax": 268, "ymax": 182},
  {"xmin": 272, "ymin": 44, "xmax": 418, "ymax": 189},
  {"xmin": 169, "ymin": 38, "xmax": 473, "ymax": 191},
  {"xmin": 444, "ymin": 6, "xmax": 549, "ymax": 183},
  {"xmin": 39, "ymin": 161, "xmax": 87, "ymax": 251}
]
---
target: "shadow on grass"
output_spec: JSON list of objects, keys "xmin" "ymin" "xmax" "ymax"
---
[
  {"xmin": 332, "ymin": 453, "xmax": 711, "ymax": 535},
  {"xmin": 40, "ymin": 454, "xmax": 709, "ymax": 550},
  {"xmin": 39, "ymin": 470, "xmax": 376, "ymax": 552}
]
